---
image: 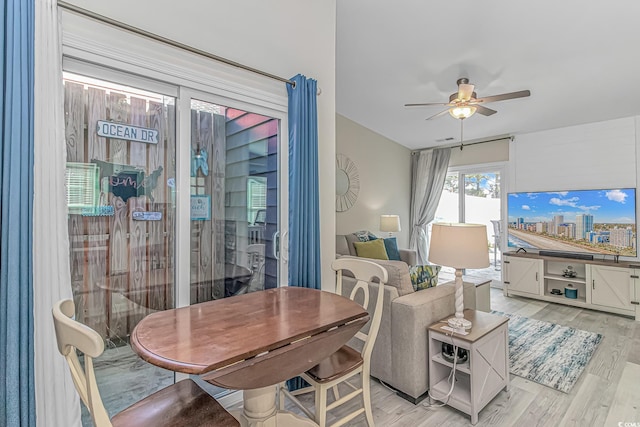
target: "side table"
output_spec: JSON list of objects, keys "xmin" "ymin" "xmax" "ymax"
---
[{"xmin": 428, "ymin": 309, "xmax": 509, "ymax": 425}]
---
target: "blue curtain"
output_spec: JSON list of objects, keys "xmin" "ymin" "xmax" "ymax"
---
[
  {"xmin": 286, "ymin": 74, "xmax": 320, "ymax": 391},
  {"xmin": 287, "ymin": 74, "xmax": 320, "ymax": 290},
  {"xmin": 1, "ymin": 0, "xmax": 36, "ymax": 425}
]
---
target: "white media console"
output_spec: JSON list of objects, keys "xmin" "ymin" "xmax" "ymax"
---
[{"xmin": 503, "ymin": 251, "xmax": 640, "ymax": 321}]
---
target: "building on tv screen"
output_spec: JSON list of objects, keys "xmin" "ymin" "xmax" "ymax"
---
[{"xmin": 507, "ymin": 189, "xmax": 637, "ymax": 257}]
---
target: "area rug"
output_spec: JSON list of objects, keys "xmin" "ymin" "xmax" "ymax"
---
[{"xmin": 492, "ymin": 311, "xmax": 603, "ymax": 393}]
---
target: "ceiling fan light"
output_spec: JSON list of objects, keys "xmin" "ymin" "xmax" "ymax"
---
[{"xmin": 449, "ymin": 105, "xmax": 477, "ymax": 119}]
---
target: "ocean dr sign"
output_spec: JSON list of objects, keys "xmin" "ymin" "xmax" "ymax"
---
[{"xmin": 97, "ymin": 120, "xmax": 159, "ymax": 144}]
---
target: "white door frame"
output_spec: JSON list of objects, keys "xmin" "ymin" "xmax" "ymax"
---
[{"xmin": 447, "ymin": 161, "xmax": 508, "ymax": 252}]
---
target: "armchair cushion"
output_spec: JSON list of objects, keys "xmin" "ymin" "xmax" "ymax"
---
[{"xmin": 339, "ymin": 255, "xmax": 414, "ymax": 297}]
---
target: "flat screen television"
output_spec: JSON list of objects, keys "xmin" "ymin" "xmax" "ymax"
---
[{"xmin": 507, "ymin": 188, "xmax": 637, "ymax": 257}]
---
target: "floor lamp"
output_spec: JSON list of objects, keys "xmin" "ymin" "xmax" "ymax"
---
[{"xmin": 428, "ymin": 223, "xmax": 489, "ymax": 330}]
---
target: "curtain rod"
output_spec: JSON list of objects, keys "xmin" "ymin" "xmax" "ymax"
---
[
  {"xmin": 57, "ymin": 1, "xmax": 296, "ymax": 88},
  {"xmin": 411, "ymin": 135, "xmax": 514, "ymax": 155}
]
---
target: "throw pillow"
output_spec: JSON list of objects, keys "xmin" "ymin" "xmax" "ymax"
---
[
  {"xmin": 382, "ymin": 237, "xmax": 401, "ymax": 261},
  {"xmin": 353, "ymin": 239, "xmax": 389, "ymax": 260},
  {"xmin": 409, "ymin": 264, "xmax": 441, "ymax": 291},
  {"xmin": 353, "ymin": 230, "xmax": 378, "ymax": 242}
]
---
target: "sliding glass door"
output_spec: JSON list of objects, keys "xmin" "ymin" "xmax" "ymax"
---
[
  {"xmin": 434, "ymin": 165, "xmax": 504, "ymax": 275},
  {"xmin": 64, "ymin": 71, "xmax": 287, "ymax": 425},
  {"xmin": 188, "ymin": 98, "xmax": 281, "ymax": 304}
]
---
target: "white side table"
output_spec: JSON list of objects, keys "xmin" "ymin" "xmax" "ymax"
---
[{"xmin": 428, "ymin": 309, "xmax": 509, "ymax": 425}]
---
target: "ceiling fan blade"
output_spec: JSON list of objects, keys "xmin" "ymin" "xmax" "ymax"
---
[
  {"xmin": 405, "ymin": 102, "xmax": 450, "ymax": 107},
  {"xmin": 475, "ymin": 90, "xmax": 531, "ymax": 104},
  {"xmin": 425, "ymin": 109, "xmax": 450, "ymax": 120},
  {"xmin": 458, "ymin": 83, "xmax": 475, "ymax": 102},
  {"xmin": 475, "ymin": 105, "xmax": 497, "ymax": 116}
]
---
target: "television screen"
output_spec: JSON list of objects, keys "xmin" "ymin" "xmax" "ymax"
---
[{"xmin": 507, "ymin": 188, "xmax": 637, "ymax": 257}]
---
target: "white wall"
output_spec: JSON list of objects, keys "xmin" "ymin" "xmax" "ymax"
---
[
  {"xmin": 336, "ymin": 114, "xmax": 411, "ymax": 248},
  {"xmin": 62, "ymin": 0, "xmax": 337, "ymax": 289}
]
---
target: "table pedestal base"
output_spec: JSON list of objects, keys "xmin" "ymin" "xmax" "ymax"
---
[{"xmin": 233, "ymin": 386, "xmax": 317, "ymax": 427}]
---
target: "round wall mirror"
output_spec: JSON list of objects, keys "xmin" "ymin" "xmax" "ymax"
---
[
  {"xmin": 336, "ymin": 169, "xmax": 349, "ymax": 196},
  {"xmin": 335, "ymin": 154, "xmax": 359, "ymax": 212}
]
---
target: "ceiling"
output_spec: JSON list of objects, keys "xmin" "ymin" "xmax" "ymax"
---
[{"xmin": 336, "ymin": 0, "xmax": 640, "ymax": 150}]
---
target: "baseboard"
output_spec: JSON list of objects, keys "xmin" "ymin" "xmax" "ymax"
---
[{"xmin": 371, "ymin": 376, "xmax": 429, "ymax": 405}]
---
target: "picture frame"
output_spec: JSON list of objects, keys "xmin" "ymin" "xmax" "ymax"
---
[{"xmin": 191, "ymin": 195, "xmax": 211, "ymax": 220}]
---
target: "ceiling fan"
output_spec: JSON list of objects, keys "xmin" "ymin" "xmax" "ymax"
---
[{"xmin": 405, "ymin": 78, "xmax": 531, "ymax": 120}]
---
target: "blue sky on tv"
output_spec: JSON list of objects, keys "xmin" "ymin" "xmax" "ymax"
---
[{"xmin": 508, "ymin": 189, "xmax": 636, "ymax": 224}]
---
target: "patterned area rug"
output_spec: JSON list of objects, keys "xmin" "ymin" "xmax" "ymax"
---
[{"xmin": 492, "ymin": 311, "xmax": 603, "ymax": 393}]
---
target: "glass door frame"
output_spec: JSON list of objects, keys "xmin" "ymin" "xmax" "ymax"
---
[
  {"xmin": 175, "ymin": 87, "xmax": 289, "ymax": 310},
  {"xmin": 446, "ymin": 161, "xmax": 508, "ymax": 251}
]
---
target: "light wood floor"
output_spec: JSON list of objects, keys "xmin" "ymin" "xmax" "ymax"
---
[{"xmin": 280, "ymin": 288, "xmax": 640, "ymax": 427}]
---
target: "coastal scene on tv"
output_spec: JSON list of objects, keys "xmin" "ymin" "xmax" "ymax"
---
[{"xmin": 508, "ymin": 189, "xmax": 637, "ymax": 256}]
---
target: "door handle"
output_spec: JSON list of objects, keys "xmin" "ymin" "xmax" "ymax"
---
[
  {"xmin": 273, "ymin": 231, "xmax": 280, "ymax": 259},
  {"xmin": 535, "ymin": 272, "xmax": 538, "ymax": 281},
  {"xmin": 592, "ymin": 279, "xmax": 595, "ymax": 290},
  {"xmin": 281, "ymin": 230, "xmax": 289, "ymax": 263}
]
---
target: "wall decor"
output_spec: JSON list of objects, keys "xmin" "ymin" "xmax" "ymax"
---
[
  {"xmin": 336, "ymin": 154, "xmax": 360, "ymax": 212},
  {"xmin": 191, "ymin": 195, "xmax": 211, "ymax": 220},
  {"xmin": 96, "ymin": 120, "xmax": 159, "ymax": 144}
]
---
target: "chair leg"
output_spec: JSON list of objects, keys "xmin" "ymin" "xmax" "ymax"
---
[
  {"xmin": 332, "ymin": 384, "xmax": 340, "ymax": 401},
  {"xmin": 315, "ymin": 384, "xmax": 328, "ymax": 427},
  {"xmin": 362, "ymin": 373, "xmax": 375, "ymax": 427},
  {"xmin": 278, "ymin": 381, "xmax": 285, "ymax": 410}
]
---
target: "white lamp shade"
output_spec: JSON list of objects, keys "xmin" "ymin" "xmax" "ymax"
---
[
  {"xmin": 380, "ymin": 215, "xmax": 401, "ymax": 232},
  {"xmin": 428, "ymin": 223, "xmax": 489, "ymax": 269}
]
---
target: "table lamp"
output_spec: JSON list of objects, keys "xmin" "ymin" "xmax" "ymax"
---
[
  {"xmin": 380, "ymin": 215, "xmax": 401, "ymax": 237},
  {"xmin": 428, "ymin": 223, "xmax": 489, "ymax": 330}
]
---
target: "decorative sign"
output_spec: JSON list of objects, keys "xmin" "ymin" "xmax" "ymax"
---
[
  {"xmin": 91, "ymin": 159, "xmax": 163, "ymax": 202},
  {"xmin": 97, "ymin": 120, "xmax": 159, "ymax": 144},
  {"xmin": 133, "ymin": 211, "xmax": 162, "ymax": 221},
  {"xmin": 191, "ymin": 195, "xmax": 211, "ymax": 220},
  {"xmin": 81, "ymin": 205, "xmax": 114, "ymax": 217}
]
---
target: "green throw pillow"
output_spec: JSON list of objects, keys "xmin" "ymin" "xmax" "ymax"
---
[
  {"xmin": 353, "ymin": 239, "xmax": 389, "ymax": 260},
  {"xmin": 409, "ymin": 264, "xmax": 441, "ymax": 291}
]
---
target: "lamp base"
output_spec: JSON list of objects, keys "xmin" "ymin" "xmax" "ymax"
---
[{"xmin": 448, "ymin": 317, "xmax": 472, "ymax": 331}]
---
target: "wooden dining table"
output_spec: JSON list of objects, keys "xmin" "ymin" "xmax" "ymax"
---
[{"xmin": 131, "ymin": 287, "xmax": 369, "ymax": 427}]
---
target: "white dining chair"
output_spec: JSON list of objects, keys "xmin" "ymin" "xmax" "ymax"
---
[
  {"xmin": 280, "ymin": 257, "xmax": 388, "ymax": 427},
  {"xmin": 52, "ymin": 299, "xmax": 239, "ymax": 427}
]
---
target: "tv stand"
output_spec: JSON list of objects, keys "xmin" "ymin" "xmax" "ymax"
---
[{"xmin": 503, "ymin": 251, "xmax": 639, "ymax": 321}]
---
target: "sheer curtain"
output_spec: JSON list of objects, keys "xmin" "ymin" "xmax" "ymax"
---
[
  {"xmin": 33, "ymin": 0, "xmax": 81, "ymax": 425},
  {"xmin": 409, "ymin": 148, "xmax": 451, "ymax": 264}
]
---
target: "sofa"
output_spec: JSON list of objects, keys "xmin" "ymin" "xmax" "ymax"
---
[{"xmin": 336, "ymin": 234, "xmax": 477, "ymax": 403}]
